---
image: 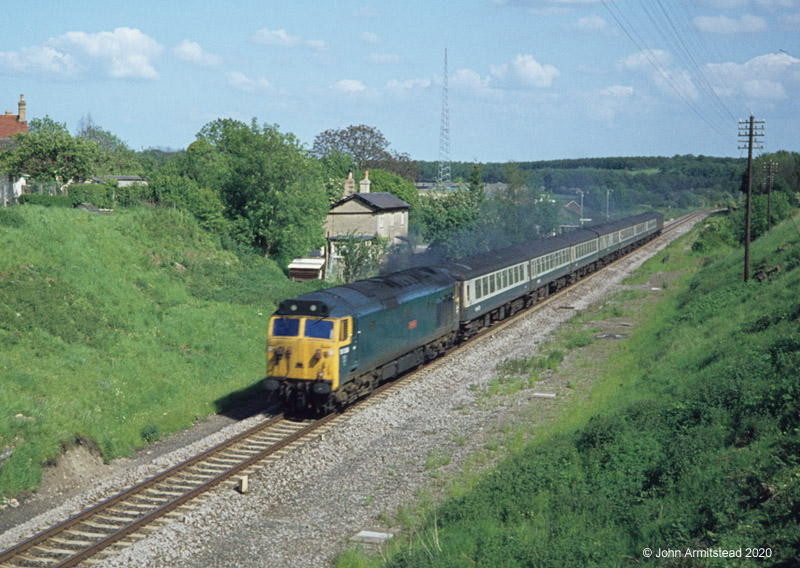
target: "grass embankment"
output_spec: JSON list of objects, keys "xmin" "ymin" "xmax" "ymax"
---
[
  {"xmin": 0, "ymin": 205, "xmax": 321, "ymax": 499},
  {"xmin": 342, "ymin": 212, "xmax": 800, "ymax": 567}
]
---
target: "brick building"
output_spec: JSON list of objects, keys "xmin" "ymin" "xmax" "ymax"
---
[{"xmin": 1, "ymin": 95, "xmax": 29, "ymax": 206}]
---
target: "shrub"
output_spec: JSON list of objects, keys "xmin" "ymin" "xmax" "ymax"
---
[
  {"xmin": 18, "ymin": 194, "xmax": 73, "ymax": 207},
  {"xmin": 68, "ymin": 183, "xmax": 114, "ymax": 209}
]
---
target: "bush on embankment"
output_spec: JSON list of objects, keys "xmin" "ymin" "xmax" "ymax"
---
[
  {"xmin": 0, "ymin": 205, "xmax": 322, "ymax": 498},
  {"xmin": 379, "ymin": 213, "xmax": 800, "ymax": 567}
]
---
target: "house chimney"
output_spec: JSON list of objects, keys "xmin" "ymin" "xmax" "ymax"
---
[
  {"xmin": 359, "ymin": 170, "xmax": 371, "ymax": 194},
  {"xmin": 343, "ymin": 170, "xmax": 356, "ymax": 196},
  {"xmin": 17, "ymin": 94, "xmax": 26, "ymax": 123}
]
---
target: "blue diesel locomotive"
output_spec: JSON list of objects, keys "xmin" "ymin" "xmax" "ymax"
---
[{"xmin": 263, "ymin": 212, "xmax": 663, "ymax": 413}]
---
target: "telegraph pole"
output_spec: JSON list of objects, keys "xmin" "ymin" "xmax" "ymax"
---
[
  {"xmin": 764, "ymin": 160, "xmax": 778, "ymax": 232},
  {"xmin": 606, "ymin": 188, "xmax": 613, "ymax": 220},
  {"xmin": 738, "ymin": 114, "xmax": 764, "ymax": 282}
]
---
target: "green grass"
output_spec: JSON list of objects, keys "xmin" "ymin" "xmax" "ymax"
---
[
  {"xmin": 0, "ymin": 206, "xmax": 323, "ymax": 497},
  {"xmin": 340, "ymin": 211, "xmax": 800, "ymax": 568}
]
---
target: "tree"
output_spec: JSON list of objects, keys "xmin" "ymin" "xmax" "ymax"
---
[
  {"xmin": 311, "ymin": 124, "xmax": 418, "ymax": 180},
  {"xmin": 318, "ymin": 150, "xmax": 355, "ymax": 205},
  {"xmin": 368, "ymin": 169, "xmax": 420, "ymax": 209},
  {"xmin": 1, "ymin": 117, "xmax": 98, "ymax": 187},
  {"xmin": 467, "ymin": 163, "xmax": 487, "ymax": 205},
  {"xmin": 75, "ymin": 114, "xmax": 143, "ymax": 175},
  {"xmin": 196, "ymin": 118, "xmax": 328, "ymax": 264},
  {"xmin": 146, "ymin": 160, "xmax": 225, "ymax": 232},
  {"xmin": 335, "ymin": 231, "xmax": 388, "ymax": 283},
  {"xmin": 311, "ymin": 124, "xmax": 389, "ymax": 170}
]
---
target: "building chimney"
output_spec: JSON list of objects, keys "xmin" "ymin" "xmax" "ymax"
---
[
  {"xmin": 17, "ymin": 94, "xmax": 26, "ymax": 123},
  {"xmin": 359, "ymin": 170, "xmax": 371, "ymax": 194},
  {"xmin": 343, "ymin": 170, "xmax": 356, "ymax": 196}
]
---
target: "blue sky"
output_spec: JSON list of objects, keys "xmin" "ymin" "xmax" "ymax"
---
[{"xmin": 1, "ymin": 1, "xmax": 798, "ymax": 163}]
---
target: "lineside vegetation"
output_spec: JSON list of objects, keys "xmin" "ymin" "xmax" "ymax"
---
[
  {"xmin": 0, "ymin": 206, "xmax": 324, "ymax": 498},
  {"xmin": 338, "ymin": 210, "xmax": 800, "ymax": 567}
]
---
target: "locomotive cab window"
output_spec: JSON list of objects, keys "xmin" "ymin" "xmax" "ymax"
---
[
  {"xmin": 272, "ymin": 317, "xmax": 300, "ymax": 337},
  {"xmin": 339, "ymin": 319, "xmax": 349, "ymax": 341},
  {"xmin": 304, "ymin": 319, "xmax": 334, "ymax": 339}
]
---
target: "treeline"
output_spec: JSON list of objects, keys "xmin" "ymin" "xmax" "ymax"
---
[
  {"xmin": 420, "ymin": 155, "xmax": 749, "ymax": 211},
  {"xmin": 418, "ymin": 155, "xmax": 747, "ymax": 183},
  {"xmin": 5, "ymin": 114, "xmax": 799, "ymax": 270}
]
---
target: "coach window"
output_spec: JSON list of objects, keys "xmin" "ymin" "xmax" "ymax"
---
[
  {"xmin": 490, "ymin": 275, "xmax": 496, "ymax": 293},
  {"xmin": 502, "ymin": 271, "xmax": 507, "ymax": 288}
]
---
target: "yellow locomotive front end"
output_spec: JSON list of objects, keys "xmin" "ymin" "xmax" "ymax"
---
[{"xmin": 263, "ymin": 310, "xmax": 352, "ymax": 413}]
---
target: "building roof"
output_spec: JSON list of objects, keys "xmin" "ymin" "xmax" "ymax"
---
[
  {"xmin": 331, "ymin": 192, "xmax": 410, "ymax": 212},
  {"xmin": 0, "ymin": 114, "xmax": 27, "ymax": 139}
]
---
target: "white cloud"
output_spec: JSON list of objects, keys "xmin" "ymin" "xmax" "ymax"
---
[
  {"xmin": 618, "ymin": 50, "xmax": 698, "ymax": 99},
  {"xmin": 252, "ymin": 28, "xmax": 301, "ymax": 47},
  {"xmin": 366, "ymin": 53, "xmax": 405, "ymax": 65},
  {"xmin": 305, "ymin": 39, "xmax": 329, "ymax": 50},
  {"xmin": 331, "ymin": 79, "xmax": 367, "ymax": 93},
  {"xmin": 0, "ymin": 45, "xmax": 78, "ymax": 77},
  {"xmin": 226, "ymin": 70, "xmax": 276, "ymax": 93},
  {"xmin": 707, "ymin": 52, "xmax": 800, "ymax": 100},
  {"xmin": 692, "ymin": 14, "xmax": 768, "ymax": 34},
  {"xmin": 385, "ymin": 77, "xmax": 431, "ymax": 93},
  {"xmin": 617, "ymin": 49, "xmax": 673, "ymax": 72},
  {"xmin": 491, "ymin": 54, "xmax": 560, "ymax": 88},
  {"xmin": 251, "ymin": 28, "xmax": 327, "ymax": 50},
  {"xmin": 51, "ymin": 27, "xmax": 163, "ymax": 79},
  {"xmin": 0, "ymin": 27, "xmax": 163, "ymax": 79},
  {"xmin": 576, "ymin": 85, "xmax": 635, "ymax": 121},
  {"xmin": 173, "ymin": 40, "xmax": 222, "ymax": 67},
  {"xmin": 361, "ymin": 32, "xmax": 381, "ymax": 44},
  {"xmin": 451, "ymin": 68, "xmax": 492, "ymax": 92},
  {"xmin": 564, "ymin": 14, "xmax": 617, "ymax": 34}
]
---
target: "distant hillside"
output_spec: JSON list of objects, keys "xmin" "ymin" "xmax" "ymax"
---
[
  {"xmin": 0, "ymin": 205, "xmax": 322, "ymax": 498},
  {"xmin": 418, "ymin": 155, "xmax": 748, "ymax": 214}
]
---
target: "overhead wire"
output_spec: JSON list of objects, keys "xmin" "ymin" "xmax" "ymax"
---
[{"xmin": 600, "ymin": 0, "xmax": 729, "ymax": 139}]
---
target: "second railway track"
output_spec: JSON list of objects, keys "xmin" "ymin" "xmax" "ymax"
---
[{"xmin": 0, "ymin": 210, "xmax": 710, "ymax": 567}]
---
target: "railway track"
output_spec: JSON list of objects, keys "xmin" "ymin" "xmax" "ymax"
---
[
  {"xmin": 0, "ymin": 209, "xmax": 709, "ymax": 567},
  {"xmin": 0, "ymin": 415, "xmax": 326, "ymax": 567}
]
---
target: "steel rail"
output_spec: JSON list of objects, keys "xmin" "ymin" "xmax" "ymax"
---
[
  {"xmin": 53, "ymin": 413, "xmax": 338, "ymax": 567},
  {"xmin": 0, "ymin": 413, "xmax": 289, "ymax": 565}
]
